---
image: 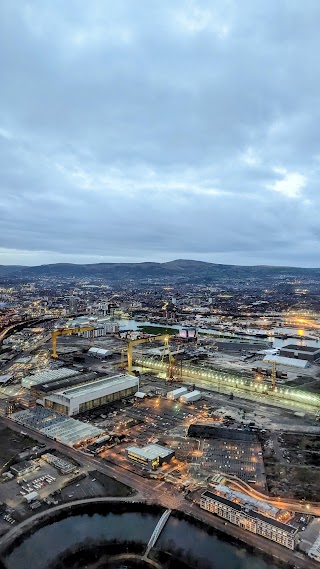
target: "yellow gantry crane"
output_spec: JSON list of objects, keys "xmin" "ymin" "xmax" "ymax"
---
[
  {"xmin": 51, "ymin": 326, "xmax": 94, "ymax": 358},
  {"xmin": 127, "ymin": 334, "xmax": 172, "ymax": 374},
  {"xmin": 271, "ymin": 360, "xmax": 277, "ymax": 390}
]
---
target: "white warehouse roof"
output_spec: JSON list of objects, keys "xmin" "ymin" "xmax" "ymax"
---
[
  {"xmin": 88, "ymin": 347, "xmax": 111, "ymax": 356},
  {"xmin": 43, "ymin": 374, "xmax": 139, "ymax": 416},
  {"xmin": 0, "ymin": 374, "xmax": 13, "ymax": 384},
  {"xmin": 40, "ymin": 419, "xmax": 103, "ymax": 446},
  {"xmin": 126, "ymin": 444, "xmax": 173, "ymax": 460},
  {"xmin": 167, "ymin": 387, "xmax": 188, "ymax": 399},
  {"xmin": 180, "ymin": 390, "xmax": 201, "ymax": 401},
  {"xmin": 263, "ymin": 354, "xmax": 310, "ymax": 368},
  {"xmin": 22, "ymin": 367, "xmax": 78, "ymax": 388},
  {"xmin": 56, "ymin": 374, "xmax": 138, "ymax": 401}
]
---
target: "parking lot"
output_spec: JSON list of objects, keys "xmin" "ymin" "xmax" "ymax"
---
[
  {"xmin": 59, "ymin": 470, "xmax": 133, "ymax": 502},
  {"xmin": 198, "ymin": 439, "xmax": 266, "ymax": 486}
]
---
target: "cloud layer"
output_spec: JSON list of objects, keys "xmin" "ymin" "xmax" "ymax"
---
[{"xmin": 1, "ymin": 0, "xmax": 320, "ymax": 267}]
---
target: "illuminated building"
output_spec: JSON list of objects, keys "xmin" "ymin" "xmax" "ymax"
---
[
  {"xmin": 42, "ymin": 374, "xmax": 139, "ymax": 416},
  {"xmin": 200, "ymin": 490, "xmax": 297, "ymax": 550},
  {"xmin": 125, "ymin": 444, "xmax": 175, "ymax": 470}
]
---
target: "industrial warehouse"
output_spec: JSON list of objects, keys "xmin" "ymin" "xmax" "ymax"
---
[
  {"xmin": 22, "ymin": 367, "xmax": 79, "ymax": 388},
  {"xmin": 42, "ymin": 374, "xmax": 139, "ymax": 416},
  {"xmin": 11, "ymin": 407, "xmax": 104, "ymax": 446}
]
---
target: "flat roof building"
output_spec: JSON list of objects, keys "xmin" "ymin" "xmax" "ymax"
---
[
  {"xmin": 180, "ymin": 390, "xmax": 201, "ymax": 404},
  {"xmin": 22, "ymin": 367, "xmax": 78, "ymax": 388},
  {"xmin": 201, "ymin": 490, "xmax": 298, "ymax": 550},
  {"xmin": 10, "ymin": 460, "xmax": 37, "ymax": 477},
  {"xmin": 31, "ymin": 371, "xmax": 101, "ymax": 397},
  {"xmin": 188, "ymin": 424, "xmax": 256, "ymax": 441},
  {"xmin": 263, "ymin": 354, "xmax": 310, "ymax": 368},
  {"xmin": 309, "ymin": 534, "xmax": 320, "ymax": 562},
  {"xmin": 43, "ymin": 374, "xmax": 139, "ymax": 416},
  {"xmin": 12, "ymin": 407, "xmax": 104, "ymax": 446},
  {"xmin": 167, "ymin": 387, "xmax": 188, "ymax": 400},
  {"xmin": 126, "ymin": 443, "xmax": 175, "ymax": 470},
  {"xmin": 279, "ymin": 344, "xmax": 320, "ymax": 362}
]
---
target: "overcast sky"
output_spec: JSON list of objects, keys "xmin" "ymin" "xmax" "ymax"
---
[{"xmin": 1, "ymin": 1, "xmax": 320, "ymax": 267}]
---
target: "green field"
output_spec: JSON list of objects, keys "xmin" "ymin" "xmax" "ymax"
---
[{"xmin": 137, "ymin": 325, "xmax": 178, "ymax": 336}]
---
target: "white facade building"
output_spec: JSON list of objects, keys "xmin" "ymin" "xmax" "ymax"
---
[
  {"xmin": 180, "ymin": 390, "xmax": 201, "ymax": 404},
  {"xmin": 43, "ymin": 374, "xmax": 139, "ymax": 416},
  {"xmin": 200, "ymin": 490, "xmax": 297, "ymax": 550},
  {"xmin": 167, "ymin": 387, "xmax": 188, "ymax": 400}
]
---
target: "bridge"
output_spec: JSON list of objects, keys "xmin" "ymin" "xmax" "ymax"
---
[{"xmin": 143, "ymin": 509, "xmax": 171, "ymax": 559}]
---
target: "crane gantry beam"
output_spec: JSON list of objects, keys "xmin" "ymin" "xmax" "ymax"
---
[
  {"xmin": 51, "ymin": 326, "xmax": 94, "ymax": 358},
  {"xmin": 127, "ymin": 334, "xmax": 171, "ymax": 374}
]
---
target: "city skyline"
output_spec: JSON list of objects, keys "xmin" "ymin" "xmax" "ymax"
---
[{"xmin": 1, "ymin": 1, "xmax": 320, "ymax": 267}]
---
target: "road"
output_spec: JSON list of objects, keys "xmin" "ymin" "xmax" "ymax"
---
[
  {"xmin": 223, "ymin": 475, "xmax": 320, "ymax": 515},
  {"xmin": 181, "ymin": 500, "xmax": 320, "ymax": 569},
  {"xmin": 1, "ymin": 415, "xmax": 320, "ymax": 568},
  {"xmin": 2, "ymin": 411, "xmax": 320, "ymax": 514},
  {"xmin": 0, "ymin": 416, "xmax": 183, "ymax": 509}
]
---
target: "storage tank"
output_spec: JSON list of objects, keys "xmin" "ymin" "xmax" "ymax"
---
[
  {"xmin": 179, "ymin": 390, "xmax": 201, "ymax": 404},
  {"xmin": 167, "ymin": 387, "xmax": 188, "ymax": 400}
]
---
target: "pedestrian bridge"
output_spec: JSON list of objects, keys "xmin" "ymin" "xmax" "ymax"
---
[{"xmin": 143, "ymin": 509, "xmax": 171, "ymax": 559}]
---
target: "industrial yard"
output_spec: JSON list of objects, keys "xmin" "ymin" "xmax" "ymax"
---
[
  {"xmin": 1, "ymin": 306, "xmax": 320, "ymax": 565},
  {"xmin": 262, "ymin": 431, "xmax": 320, "ymax": 500}
]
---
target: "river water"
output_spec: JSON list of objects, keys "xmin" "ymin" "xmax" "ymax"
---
[
  {"xmin": 3, "ymin": 509, "xmax": 283, "ymax": 569},
  {"xmin": 115, "ymin": 318, "xmax": 320, "ymax": 349}
]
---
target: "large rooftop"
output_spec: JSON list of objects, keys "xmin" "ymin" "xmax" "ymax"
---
[
  {"xmin": 35, "ymin": 371, "xmax": 101, "ymax": 393},
  {"xmin": 11, "ymin": 407, "xmax": 103, "ymax": 446},
  {"xmin": 57, "ymin": 374, "xmax": 138, "ymax": 400},
  {"xmin": 126, "ymin": 443, "xmax": 173, "ymax": 460},
  {"xmin": 22, "ymin": 367, "xmax": 78, "ymax": 387},
  {"xmin": 202, "ymin": 490, "xmax": 297, "ymax": 534},
  {"xmin": 281, "ymin": 344, "xmax": 320, "ymax": 353}
]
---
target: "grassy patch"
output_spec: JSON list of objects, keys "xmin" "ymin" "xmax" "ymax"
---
[
  {"xmin": 90, "ymin": 470, "xmax": 135, "ymax": 497},
  {"xmin": 0, "ymin": 426, "xmax": 37, "ymax": 468},
  {"xmin": 137, "ymin": 325, "xmax": 178, "ymax": 336}
]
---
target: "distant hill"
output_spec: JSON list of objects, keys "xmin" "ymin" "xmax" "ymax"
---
[
  {"xmin": 0, "ymin": 265, "xmax": 23, "ymax": 276},
  {"xmin": 0, "ymin": 259, "xmax": 320, "ymax": 283}
]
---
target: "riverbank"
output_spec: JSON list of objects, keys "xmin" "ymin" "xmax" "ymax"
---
[{"xmin": 0, "ymin": 500, "xmax": 300, "ymax": 569}]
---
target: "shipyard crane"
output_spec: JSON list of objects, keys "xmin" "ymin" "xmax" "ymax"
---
[
  {"xmin": 127, "ymin": 334, "xmax": 173, "ymax": 374},
  {"xmin": 255, "ymin": 359, "xmax": 278, "ymax": 390},
  {"xmin": 161, "ymin": 338, "xmax": 176, "ymax": 380},
  {"xmin": 51, "ymin": 325, "xmax": 94, "ymax": 359},
  {"xmin": 271, "ymin": 360, "xmax": 277, "ymax": 390}
]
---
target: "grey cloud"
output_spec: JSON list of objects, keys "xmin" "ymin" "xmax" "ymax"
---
[{"xmin": 0, "ymin": 0, "xmax": 320, "ymax": 266}]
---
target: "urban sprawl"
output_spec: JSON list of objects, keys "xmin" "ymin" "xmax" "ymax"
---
[{"xmin": 0, "ymin": 265, "xmax": 320, "ymax": 567}]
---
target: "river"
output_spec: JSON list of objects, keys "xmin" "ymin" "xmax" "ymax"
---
[
  {"xmin": 115, "ymin": 318, "xmax": 320, "ymax": 349},
  {"xmin": 2, "ymin": 507, "xmax": 284, "ymax": 569}
]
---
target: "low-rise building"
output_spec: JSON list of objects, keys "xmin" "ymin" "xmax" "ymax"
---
[
  {"xmin": 43, "ymin": 374, "xmax": 139, "ymax": 416},
  {"xmin": 279, "ymin": 344, "xmax": 320, "ymax": 362},
  {"xmin": 167, "ymin": 387, "xmax": 188, "ymax": 400},
  {"xmin": 126, "ymin": 444, "xmax": 175, "ymax": 470},
  {"xmin": 309, "ymin": 534, "xmax": 320, "ymax": 562},
  {"xmin": 180, "ymin": 390, "xmax": 201, "ymax": 404},
  {"xmin": 10, "ymin": 460, "xmax": 37, "ymax": 477},
  {"xmin": 200, "ymin": 490, "xmax": 297, "ymax": 550},
  {"xmin": 22, "ymin": 367, "xmax": 78, "ymax": 388}
]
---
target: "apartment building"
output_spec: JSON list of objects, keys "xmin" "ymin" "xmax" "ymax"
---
[{"xmin": 200, "ymin": 490, "xmax": 298, "ymax": 550}]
